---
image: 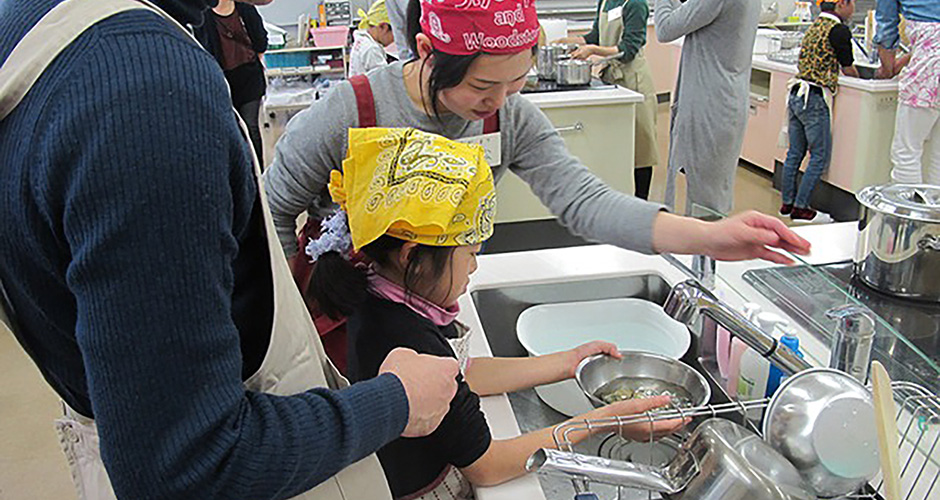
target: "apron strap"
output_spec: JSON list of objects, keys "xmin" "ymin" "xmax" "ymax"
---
[
  {"xmin": 349, "ymin": 74, "xmax": 377, "ymax": 128},
  {"xmin": 483, "ymin": 111, "xmax": 499, "ymax": 134}
]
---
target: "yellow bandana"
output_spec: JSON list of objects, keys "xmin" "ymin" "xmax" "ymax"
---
[{"xmin": 329, "ymin": 128, "xmax": 497, "ymax": 250}]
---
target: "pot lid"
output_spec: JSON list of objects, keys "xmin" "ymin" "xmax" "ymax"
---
[{"xmin": 857, "ymin": 184, "xmax": 940, "ymax": 223}]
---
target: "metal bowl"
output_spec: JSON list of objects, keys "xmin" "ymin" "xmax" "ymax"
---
[
  {"xmin": 763, "ymin": 368, "xmax": 880, "ymax": 498},
  {"xmin": 575, "ymin": 351, "xmax": 710, "ymax": 409}
]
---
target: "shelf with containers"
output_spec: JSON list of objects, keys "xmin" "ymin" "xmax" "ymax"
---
[{"xmin": 260, "ymin": 44, "xmax": 349, "ymax": 167}]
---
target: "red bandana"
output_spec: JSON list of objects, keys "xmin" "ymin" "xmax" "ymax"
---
[{"xmin": 419, "ymin": 0, "xmax": 540, "ymax": 55}]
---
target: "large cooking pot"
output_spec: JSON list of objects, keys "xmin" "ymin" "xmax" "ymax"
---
[
  {"xmin": 537, "ymin": 44, "xmax": 576, "ymax": 80},
  {"xmin": 527, "ymin": 418, "xmax": 815, "ymax": 500},
  {"xmin": 855, "ymin": 184, "xmax": 940, "ymax": 301},
  {"xmin": 555, "ymin": 58, "xmax": 592, "ymax": 86}
]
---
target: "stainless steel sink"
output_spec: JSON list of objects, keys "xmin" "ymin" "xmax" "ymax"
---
[
  {"xmin": 470, "ymin": 274, "xmax": 746, "ymax": 499},
  {"xmin": 472, "ymin": 274, "xmax": 671, "ymax": 359}
]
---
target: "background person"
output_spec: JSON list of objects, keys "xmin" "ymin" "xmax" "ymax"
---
[
  {"xmin": 350, "ymin": 0, "xmax": 395, "ymax": 76},
  {"xmin": 874, "ymin": 0, "xmax": 940, "ymax": 185},
  {"xmin": 194, "ymin": 0, "xmax": 269, "ymax": 162},
  {"xmin": 555, "ymin": 0, "xmax": 659, "ymax": 200},
  {"xmin": 655, "ymin": 0, "xmax": 761, "ymax": 215},
  {"xmin": 780, "ymin": 0, "xmax": 859, "ymax": 222}
]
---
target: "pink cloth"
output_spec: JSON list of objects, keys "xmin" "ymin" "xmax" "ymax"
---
[
  {"xmin": 368, "ymin": 272, "xmax": 459, "ymax": 326},
  {"xmin": 418, "ymin": 0, "xmax": 540, "ymax": 55},
  {"xmin": 900, "ymin": 21, "xmax": 940, "ymax": 109}
]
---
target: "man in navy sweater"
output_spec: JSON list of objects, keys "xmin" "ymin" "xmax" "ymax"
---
[{"xmin": 0, "ymin": 1, "xmax": 458, "ymax": 498}]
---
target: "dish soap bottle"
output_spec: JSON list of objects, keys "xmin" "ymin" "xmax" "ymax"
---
[
  {"xmin": 735, "ymin": 313, "xmax": 787, "ymax": 420},
  {"xmin": 725, "ymin": 304, "xmax": 764, "ymax": 397},
  {"xmin": 766, "ymin": 326, "xmax": 803, "ymax": 397},
  {"xmin": 717, "ymin": 302, "xmax": 760, "ymax": 379}
]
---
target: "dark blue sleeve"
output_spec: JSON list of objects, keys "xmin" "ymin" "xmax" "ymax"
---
[{"xmin": 50, "ymin": 19, "xmax": 406, "ymax": 500}]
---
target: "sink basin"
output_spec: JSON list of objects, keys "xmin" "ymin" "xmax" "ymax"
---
[
  {"xmin": 472, "ymin": 274, "xmax": 672, "ymax": 358},
  {"xmin": 470, "ymin": 274, "xmax": 749, "ymax": 499},
  {"xmin": 855, "ymin": 65, "xmax": 877, "ymax": 80}
]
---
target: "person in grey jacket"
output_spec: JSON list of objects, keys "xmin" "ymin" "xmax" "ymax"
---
[
  {"xmin": 385, "ymin": 0, "xmax": 413, "ymax": 60},
  {"xmin": 655, "ymin": 0, "xmax": 760, "ymax": 215},
  {"xmin": 265, "ymin": 0, "xmax": 808, "ymax": 266}
]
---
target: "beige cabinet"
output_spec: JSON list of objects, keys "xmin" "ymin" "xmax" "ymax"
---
[{"xmin": 496, "ymin": 90, "xmax": 640, "ymax": 223}]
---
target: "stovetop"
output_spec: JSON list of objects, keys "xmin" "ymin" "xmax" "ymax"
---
[
  {"xmin": 743, "ymin": 261, "xmax": 940, "ymax": 392},
  {"xmin": 520, "ymin": 76, "xmax": 612, "ymax": 94}
]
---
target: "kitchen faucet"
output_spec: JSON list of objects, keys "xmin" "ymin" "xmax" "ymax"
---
[
  {"xmin": 826, "ymin": 304, "xmax": 875, "ymax": 384},
  {"xmin": 664, "ymin": 280, "xmax": 812, "ymax": 376},
  {"xmin": 661, "ymin": 254, "xmax": 716, "ymax": 289}
]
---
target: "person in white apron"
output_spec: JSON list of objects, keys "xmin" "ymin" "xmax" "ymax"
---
[
  {"xmin": 778, "ymin": 0, "xmax": 858, "ymax": 222},
  {"xmin": 555, "ymin": 0, "xmax": 659, "ymax": 200},
  {"xmin": 0, "ymin": 1, "xmax": 458, "ymax": 499},
  {"xmin": 874, "ymin": 0, "xmax": 940, "ymax": 185}
]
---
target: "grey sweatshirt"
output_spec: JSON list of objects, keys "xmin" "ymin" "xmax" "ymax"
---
[
  {"xmin": 655, "ymin": 0, "xmax": 759, "ymax": 215},
  {"xmin": 263, "ymin": 61, "xmax": 663, "ymax": 256}
]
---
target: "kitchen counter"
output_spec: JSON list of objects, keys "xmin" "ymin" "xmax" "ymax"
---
[
  {"xmin": 523, "ymin": 85, "xmax": 644, "ymax": 108},
  {"xmin": 457, "ymin": 223, "xmax": 860, "ymax": 500},
  {"xmin": 751, "ymin": 55, "xmax": 898, "ymax": 93}
]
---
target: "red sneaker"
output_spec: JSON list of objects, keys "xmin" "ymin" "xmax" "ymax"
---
[
  {"xmin": 790, "ymin": 207, "xmax": 817, "ymax": 221},
  {"xmin": 779, "ymin": 203, "xmax": 793, "ymax": 216}
]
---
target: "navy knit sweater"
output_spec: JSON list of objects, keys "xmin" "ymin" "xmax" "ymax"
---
[{"xmin": 0, "ymin": 1, "xmax": 408, "ymax": 499}]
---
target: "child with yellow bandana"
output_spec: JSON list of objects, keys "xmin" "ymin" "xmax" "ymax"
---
[{"xmin": 308, "ymin": 128, "xmax": 685, "ymax": 500}]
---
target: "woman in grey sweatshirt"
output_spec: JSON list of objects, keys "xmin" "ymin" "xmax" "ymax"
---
[{"xmin": 263, "ymin": 0, "xmax": 808, "ymax": 264}]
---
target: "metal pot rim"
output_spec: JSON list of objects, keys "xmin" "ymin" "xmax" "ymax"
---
[{"xmin": 857, "ymin": 184, "xmax": 940, "ymax": 223}]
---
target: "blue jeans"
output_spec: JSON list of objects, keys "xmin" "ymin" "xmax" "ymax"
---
[{"xmin": 781, "ymin": 88, "xmax": 832, "ymax": 208}]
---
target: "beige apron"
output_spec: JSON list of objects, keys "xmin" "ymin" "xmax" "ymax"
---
[
  {"xmin": 597, "ymin": 0, "xmax": 659, "ymax": 168},
  {"xmin": 0, "ymin": 1, "xmax": 393, "ymax": 499}
]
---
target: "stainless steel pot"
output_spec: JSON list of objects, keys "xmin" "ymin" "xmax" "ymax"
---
[
  {"xmin": 536, "ymin": 44, "xmax": 576, "ymax": 80},
  {"xmin": 527, "ymin": 418, "xmax": 815, "ymax": 500},
  {"xmin": 555, "ymin": 58, "xmax": 592, "ymax": 86},
  {"xmin": 855, "ymin": 184, "xmax": 940, "ymax": 301}
]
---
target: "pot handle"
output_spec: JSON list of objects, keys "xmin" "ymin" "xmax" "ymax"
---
[
  {"xmin": 917, "ymin": 234, "xmax": 940, "ymax": 251},
  {"xmin": 526, "ymin": 448, "xmax": 682, "ymax": 494}
]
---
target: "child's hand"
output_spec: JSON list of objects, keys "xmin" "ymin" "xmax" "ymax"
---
[
  {"xmin": 564, "ymin": 341, "xmax": 621, "ymax": 378},
  {"xmin": 601, "ymin": 395, "xmax": 689, "ymax": 441}
]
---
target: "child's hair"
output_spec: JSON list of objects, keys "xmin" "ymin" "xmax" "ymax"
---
[
  {"xmin": 404, "ymin": 0, "xmax": 537, "ymax": 120},
  {"xmin": 310, "ymin": 235, "xmax": 456, "ymax": 319},
  {"xmin": 819, "ymin": 1, "xmax": 838, "ymax": 12}
]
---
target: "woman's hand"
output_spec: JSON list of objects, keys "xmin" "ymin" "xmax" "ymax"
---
[
  {"xmin": 652, "ymin": 211, "xmax": 812, "ymax": 265},
  {"xmin": 601, "ymin": 395, "xmax": 689, "ymax": 441},
  {"xmin": 702, "ymin": 211, "xmax": 811, "ymax": 264},
  {"xmin": 563, "ymin": 341, "xmax": 621, "ymax": 378},
  {"xmin": 570, "ymin": 44, "xmax": 599, "ymax": 60}
]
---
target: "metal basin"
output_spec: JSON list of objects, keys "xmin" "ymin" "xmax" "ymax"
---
[{"xmin": 576, "ymin": 351, "xmax": 710, "ymax": 409}]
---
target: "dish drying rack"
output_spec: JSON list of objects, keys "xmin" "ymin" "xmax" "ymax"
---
[{"xmin": 542, "ymin": 381, "xmax": 939, "ymax": 500}]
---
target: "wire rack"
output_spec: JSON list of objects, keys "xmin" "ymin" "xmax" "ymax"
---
[{"xmin": 543, "ymin": 382, "xmax": 939, "ymax": 500}]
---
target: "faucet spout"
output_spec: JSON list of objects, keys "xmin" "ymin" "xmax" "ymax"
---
[{"xmin": 664, "ymin": 280, "xmax": 813, "ymax": 376}]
